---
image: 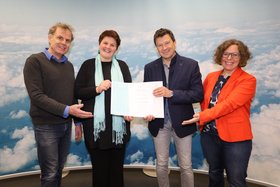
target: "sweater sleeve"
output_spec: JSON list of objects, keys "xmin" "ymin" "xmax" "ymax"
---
[{"xmin": 75, "ymin": 59, "xmax": 98, "ymax": 101}]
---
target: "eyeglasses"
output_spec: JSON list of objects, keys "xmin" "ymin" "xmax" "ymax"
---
[{"xmin": 222, "ymin": 52, "xmax": 240, "ymax": 59}]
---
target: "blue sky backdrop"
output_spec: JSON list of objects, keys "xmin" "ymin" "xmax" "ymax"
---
[{"xmin": 0, "ymin": 0, "xmax": 280, "ymax": 185}]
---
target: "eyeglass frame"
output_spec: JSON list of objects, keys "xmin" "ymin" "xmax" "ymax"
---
[{"xmin": 222, "ymin": 52, "xmax": 240, "ymax": 59}]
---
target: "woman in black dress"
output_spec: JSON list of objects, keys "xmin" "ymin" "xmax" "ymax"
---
[{"xmin": 75, "ymin": 30, "xmax": 133, "ymax": 187}]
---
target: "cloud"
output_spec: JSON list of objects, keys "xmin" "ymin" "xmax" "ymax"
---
[
  {"xmin": 66, "ymin": 153, "xmax": 82, "ymax": 166},
  {"xmin": 0, "ymin": 125, "xmax": 88, "ymax": 173},
  {"xmin": 215, "ymin": 27, "xmax": 239, "ymax": 34},
  {"xmin": 131, "ymin": 122, "xmax": 150, "ymax": 140},
  {"xmin": 32, "ymin": 164, "xmax": 40, "ymax": 171},
  {"xmin": 129, "ymin": 150, "xmax": 144, "ymax": 163},
  {"xmin": 9, "ymin": 110, "xmax": 29, "ymax": 119},
  {"xmin": 214, "ymin": 27, "xmax": 255, "ymax": 36},
  {"xmin": 248, "ymin": 104, "xmax": 280, "ymax": 185},
  {"xmin": 146, "ymin": 157, "xmax": 155, "ymax": 165},
  {"xmin": 251, "ymin": 98, "xmax": 260, "ymax": 108},
  {"xmin": 177, "ymin": 40, "xmax": 217, "ymax": 57},
  {"xmin": 129, "ymin": 66, "xmax": 144, "ymax": 82},
  {"xmin": 0, "ymin": 60, "xmax": 28, "ymax": 107},
  {"xmin": 247, "ymin": 46, "xmax": 280, "ymax": 98},
  {"xmin": 197, "ymin": 159, "xmax": 209, "ymax": 171},
  {"xmin": 0, "ymin": 126, "xmax": 37, "ymax": 172},
  {"xmin": 198, "ymin": 59, "xmax": 222, "ymax": 80},
  {"xmin": 170, "ymin": 154, "xmax": 177, "ymax": 166},
  {"xmin": 0, "ymin": 35, "xmax": 45, "ymax": 45},
  {"xmin": 1, "ymin": 129, "xmax": 7, "ymax": 134}
]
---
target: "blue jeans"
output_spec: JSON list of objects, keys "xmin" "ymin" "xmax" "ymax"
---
[
  {"xmin": 34, "ymin": 122, "xmax": 72, "ymax": 187},
  {"xmin": 153, "ymin": 121, "xmax": 194, "ymax": 187},
  {"xmin": 201, "ymin": 133, "xmax": 252, "ymax": 187}
]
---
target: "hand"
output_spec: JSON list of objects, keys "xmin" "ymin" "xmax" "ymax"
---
[
  {"xmin": 144, "ymin": 115, "xmax": 155, "ymax": 121},
  {"xmin": 153, "ymin": 86, "xmax": 173, "ymax": 98},
  {"xmin": 69, "ymin": 104, "xmax": 93, "ymax": 118},
  {"xmin": 96, "ymin": 80, "xmax": 111, "ymax": 93},
  {"xmin": 75, "ymin": 125, "xmax": 83, "ymax": 142},
  {"xmin": 182, "ymin": 113, "xmax": 200, "ymax": 125},
  {"xmin": 124, "ymin": 116, "xmax": 134, "ymax": 122}
]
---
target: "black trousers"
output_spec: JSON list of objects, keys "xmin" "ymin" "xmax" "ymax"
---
[{"xmin": 88, "ymin": 147, "xmax": 126, "ymax": 187}]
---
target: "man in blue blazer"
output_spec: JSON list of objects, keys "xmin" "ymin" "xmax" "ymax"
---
[{"xmin": 144, "ymin": 28, "xmax": 203, "ymax": 187}]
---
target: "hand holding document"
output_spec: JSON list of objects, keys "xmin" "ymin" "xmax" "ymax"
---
[{"xmin": 111, "ymin": 81, "xmax": 164, "ymax": 118}]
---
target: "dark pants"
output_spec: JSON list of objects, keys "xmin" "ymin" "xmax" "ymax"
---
[
  {"xmin": 88, "ymin": 147, "xmax": 126, "ymax": 187},
  {"xmin": 201, "ymin": 133, "xmax": 252, "ymax": 187},
  {"xmin": 34, "ymin": 122, "xmax": 72, "ymax": 187}
]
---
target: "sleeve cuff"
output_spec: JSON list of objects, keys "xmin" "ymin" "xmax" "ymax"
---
[
  {"xmin": 75, "ymin": 122, "xmax": 82, "ymax": 126},
  {"xmin": 63, "ymin": 106, "xmax": 70, "ymax": 118}
]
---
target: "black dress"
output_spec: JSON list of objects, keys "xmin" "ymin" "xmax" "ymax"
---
[
  {"xmin": 75, "ymin": 58, "xmax": 132, "ymax": 150},
  {"xmin": 75, "ymin": 58, "xmax": 132, "ymax": 187}
]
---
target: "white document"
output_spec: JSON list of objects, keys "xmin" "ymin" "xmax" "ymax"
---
[{"xmin": 111, "ymin": 81, "xmax": 164, "ymax": 118}]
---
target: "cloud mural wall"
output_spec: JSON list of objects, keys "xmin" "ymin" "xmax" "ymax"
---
[{"xmin": 0, "ymin": 0, "xmax": 280, "ymax": 185}]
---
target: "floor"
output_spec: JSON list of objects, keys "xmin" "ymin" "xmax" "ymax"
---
[{"xmin": 0, "ymin": 168, "xmax": 269, "ymax": 187}]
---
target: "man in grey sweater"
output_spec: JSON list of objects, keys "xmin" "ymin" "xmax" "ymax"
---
[{"xmin": 23, "ymin": 22, "xmax": 92, "ymax": 187}]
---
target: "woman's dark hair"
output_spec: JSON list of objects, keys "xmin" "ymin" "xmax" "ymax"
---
[
  {"xmin": 99, "ymin": 30, "xmax": 121, "ymax": 49},
  {"xmin": 214, "ymin": 39, "xmax": 252, "ymax": 67}
]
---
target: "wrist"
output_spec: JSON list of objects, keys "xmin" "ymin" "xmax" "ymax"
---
[{"xmin": 96, "ymin": 86, "xmax": 100, "ymax": 93}]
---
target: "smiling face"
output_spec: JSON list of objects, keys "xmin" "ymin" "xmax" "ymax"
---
[
  {"xmin": 99, "ymin": 36, "xmax": 118, "ymax": 62},
  {"xmin": 221, "ymin": 44, "xmax": 241, "ymax": 74},
  {"xmin": 48, "ymin": 27, "xmax": 72, "ymax": 59},
  {"xmin": 155, "ymin": 34, "xmax": 176, "ymax": 63}
]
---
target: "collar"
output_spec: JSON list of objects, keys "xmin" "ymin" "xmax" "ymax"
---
[
  {"xmin": 161, "ymin": 52, "xmax": 177, "ymax": 68},
  {"xmin": 43, "ymin": 48, "xmax": 68, "ymax": 63},
  {"xmin": 170, "ymin": 53, "xmax": 177, "ymax": 67}
]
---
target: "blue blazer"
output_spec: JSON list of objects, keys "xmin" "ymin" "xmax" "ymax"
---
[{"xmin": 144, "ymin": 53, "xmax": 203, "ymax": 138}]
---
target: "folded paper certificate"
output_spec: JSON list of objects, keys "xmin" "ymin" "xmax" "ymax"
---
[{"xmin": 111, "ymin": 81, "xmax": 164, "ymax": 118}]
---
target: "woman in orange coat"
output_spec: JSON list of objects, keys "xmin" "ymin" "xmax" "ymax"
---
[{"xmin": 183, "ymin": 39, "xmax": 256, "ymax": 187}]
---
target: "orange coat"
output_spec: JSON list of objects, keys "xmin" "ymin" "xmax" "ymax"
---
[{"xmin": 199, "ymin": 67, "xmax": 256, "ymax": 142}]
